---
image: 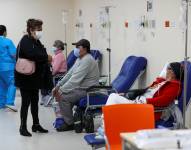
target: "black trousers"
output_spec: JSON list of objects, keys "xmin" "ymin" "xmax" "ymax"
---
[{"xmin": 20, "ymin": 88, "xmax": 39, "ymax": 127}]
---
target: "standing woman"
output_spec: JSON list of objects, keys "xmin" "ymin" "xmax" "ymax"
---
[{"xmin": 15, "ymin": 19, "xmax": 52, "ymax": 137}]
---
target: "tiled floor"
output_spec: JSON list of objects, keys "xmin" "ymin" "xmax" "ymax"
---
[{"xmin": 0, "ymin": 91, "xmax": 104, "ymax": 150}]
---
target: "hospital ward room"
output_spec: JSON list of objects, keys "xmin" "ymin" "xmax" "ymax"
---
[{"xmin": 1, "ymin": 0, "xmax": 191, "ymax": 149}]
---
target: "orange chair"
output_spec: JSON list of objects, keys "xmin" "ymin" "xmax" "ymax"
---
[{"xmin": 103, "ymin": 104, "xmax": 155, "ymax": 150}]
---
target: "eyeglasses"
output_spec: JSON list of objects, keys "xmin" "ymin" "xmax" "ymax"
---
[{"xmin": 167, "ymin": 66, "xmax": 172, "ymax": 70}]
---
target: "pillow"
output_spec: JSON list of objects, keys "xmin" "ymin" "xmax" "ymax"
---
[{"xmin": 159, "ymin": 62, "xmax": 169, "ymax": 78}]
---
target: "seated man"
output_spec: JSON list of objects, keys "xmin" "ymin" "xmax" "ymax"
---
[
  {"xmin": 96, "ymin": 62, "xmax": 184, "ymax": 138},
  {"xmin": 52, "ymin": 39, "xmax": 100, "ymax": 131}
]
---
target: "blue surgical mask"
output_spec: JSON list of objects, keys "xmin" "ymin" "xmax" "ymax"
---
[
  {"xmin": 73, "ymin": 47, "xmax": 80, "ymax": 57},
  {"xmin": 51, "ymin": 46, "xmax": 57, "ymax": 52}
]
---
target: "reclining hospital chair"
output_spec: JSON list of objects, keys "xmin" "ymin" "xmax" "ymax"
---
[
  {"xmin": 155, "ymin": 61, "xmax": 191, "ymax": 129},
  {"xmin": 73, "ymin": 56, "xmax": 147, "ymax": 134},
  {"xmin": 84, "ymin": 61, "xmax": 191, "ymax": 150}
]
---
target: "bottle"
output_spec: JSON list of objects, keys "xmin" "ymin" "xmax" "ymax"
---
[{"xmin": 52, "ymin": 101, "xmax": 62, "ymax": 118}]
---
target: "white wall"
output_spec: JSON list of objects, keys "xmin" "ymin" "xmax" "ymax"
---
[
  {"xmin": 0, "ymin": 0, "xmax": 74, "ymax": 53},
  {"xmin": 72, "ymin": 0, "xmax": 191, "ymax": 87},
  {"xmin": 1, "ymin": 0, "xmax": 190, "ymax": 85}
]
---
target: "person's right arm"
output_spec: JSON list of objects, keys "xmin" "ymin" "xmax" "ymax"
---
[{"xmin": 52, "ymin": 65, "xmax": 73, "ymax": 97}]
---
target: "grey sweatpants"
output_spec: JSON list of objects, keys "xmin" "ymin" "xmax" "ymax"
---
[{"xmin": 59, "ymin": 89, "xmax": 86, "ymax": 125}]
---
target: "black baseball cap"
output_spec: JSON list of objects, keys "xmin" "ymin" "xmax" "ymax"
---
[{"xmin": 72, "ymin": 39, "xmax": 90, "ymax": 51}]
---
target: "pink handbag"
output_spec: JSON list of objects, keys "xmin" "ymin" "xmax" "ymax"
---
[{"xmin": 16, "ymin": 44, "xmax": 36, "ymax": 75}]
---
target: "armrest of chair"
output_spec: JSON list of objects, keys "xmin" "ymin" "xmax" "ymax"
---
[
  {"xmin": 86, "ymin": 86, "xmax": 113, "ymax": 92},
  {"xmin": 85, "ymin": 86, "xmax": 114, "ymax": 107},
  {"xmin": 154, "ymin": 106, "xmax": 170, "ymax": 113}
]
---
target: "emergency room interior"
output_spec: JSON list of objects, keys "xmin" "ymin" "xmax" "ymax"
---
[{"xmin": 1, "ymin": 0, "xmax": 191, "ymax": 149}]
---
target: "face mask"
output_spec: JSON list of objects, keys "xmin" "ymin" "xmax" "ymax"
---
[
  {"xmin": 73, "ymin": 47, "xmax": 80, "ymax": 57},
  {"xmin": 51, "ymin": 46, "xmax": 57, "ymax": 52},
  {"xmin": 35, "ymin": 31, "xmax": 43, "ymax": 39}
]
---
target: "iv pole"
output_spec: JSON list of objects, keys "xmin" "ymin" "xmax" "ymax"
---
[
  {"xmin": 62, "ymin": 10, "xmax": 69, "ymax": 59},
  {"xmin": 183, "ymin": 0, "xmax": 189, "ymax": 128},
  {"xmin": 64, "ymin": 23, "xmax": 67, "ymax": 59},
  {"xmin": 105, "ymin": 6, "xmax": 112, "ymax": 85}
]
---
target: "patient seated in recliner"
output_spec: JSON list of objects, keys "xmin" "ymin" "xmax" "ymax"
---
[{"xmin": 96, "ymin": 62, "xmax": 184, "ymax": 139}]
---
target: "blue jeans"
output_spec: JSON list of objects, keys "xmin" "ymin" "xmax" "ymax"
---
[{"xmin": 0, "ymin": 70, "xmax": 16, "ymax": 108}]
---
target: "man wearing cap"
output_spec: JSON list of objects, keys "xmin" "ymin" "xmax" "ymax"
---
[{"xmin": 52, "ymin": 39, "xmax": 99, "ymax": 131}]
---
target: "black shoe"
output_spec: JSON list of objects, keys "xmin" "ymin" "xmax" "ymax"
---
[
  {"xmin": 32, "ymin": 124, "xmax": 48, "ymax": 133},
  {"xmin": 20, "ymin": 127, "xmax": 32, "ymax": 137},
  {"xmin": 56, "ymin": 123, "xmax": 74, "ymax": 132}
]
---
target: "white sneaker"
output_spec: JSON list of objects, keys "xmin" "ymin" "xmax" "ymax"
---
[
  {"xmin": 97, "ymin": 126, "xmax": 104, "ymax": 136},
  {"xmin": 5, "ymin": 105, "xmax": 18, "ymax": 112},
  {"xmin": 95, "ymin": 134, "xmax": 105, "ymax": 140},
  {"xmin": 95, "ymin": 126, "xmax": 105, "ymax": 140}
]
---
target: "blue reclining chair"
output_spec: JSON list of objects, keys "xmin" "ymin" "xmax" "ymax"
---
[
  {"xmin": 74, "ymin": 56, "xmax": 147, "ymax": 133},
  {"xmin": 66, "ymin": 50, "xmax": 77, "ymax": 71},
  {"xmin": 155, "ymin": 61, "xmax": 191, "ymax": 129},
  {"xmin": 67, "ymin": 49, "xmax": 102, "ymax": 71},
  {"xmin": 178, "ymin": 61, "xmax": 191, "ymax": 114}
]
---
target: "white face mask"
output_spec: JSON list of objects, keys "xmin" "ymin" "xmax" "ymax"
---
[
  {"xmin": 35, "ymin": 31, "xmax": 43, "ymax": 39},
  {"xmin": 51, "ymin": 46, "xmax": 57, "ymax": 52},
  {"xmin": 73, "ymin": 47, "xmax": 80, "ymax": 57}
]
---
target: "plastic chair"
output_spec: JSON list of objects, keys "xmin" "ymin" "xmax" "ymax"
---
[
  {"xmin": 103, "ymin": 104, "xmax": 155, "ymax": 150},
  {"xmin": 77, "ymin": 56, "xmax": 147, "ymax": 133}
]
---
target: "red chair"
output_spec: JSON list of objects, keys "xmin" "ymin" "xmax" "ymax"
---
[{"xmin": 103, "ymin": 104, "xmax": 155, "ymax": 150}]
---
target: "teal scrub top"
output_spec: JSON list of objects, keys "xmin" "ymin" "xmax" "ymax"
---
[{"xmin": 0, "ymin": 36, "xmax": 16, "ymax": 71}]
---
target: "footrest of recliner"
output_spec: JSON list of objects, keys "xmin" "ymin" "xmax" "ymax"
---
[{"xmin": 84, "ymin": 134, "xmax": 105, "ymax": 149}]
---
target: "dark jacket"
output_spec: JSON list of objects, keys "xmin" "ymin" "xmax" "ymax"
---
[{"xmin": 15, "ymin": 35, "xmax": 49, "ymax": 89}]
